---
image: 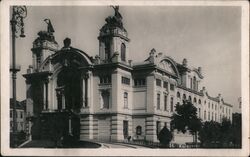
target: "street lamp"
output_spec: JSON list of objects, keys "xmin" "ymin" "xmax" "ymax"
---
[{"xmin": 10, "ymin": 6, "xmax": 27, "ymax": 148}]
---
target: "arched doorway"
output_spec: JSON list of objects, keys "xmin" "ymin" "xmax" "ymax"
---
[
  {"xmin": 57, "ymin": 67, "xmax": 82, "ymax": 112},
  {"xmin": 55, "ymin": 66, "xmax": 82, "ymax": 140}
]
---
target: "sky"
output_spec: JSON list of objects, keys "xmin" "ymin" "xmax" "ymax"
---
[{"xmin": 10, "ymin": 6, "xmax": 241, "ymax": 113}]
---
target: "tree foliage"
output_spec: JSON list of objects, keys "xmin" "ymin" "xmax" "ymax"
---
[
  {"xmin": 199, "ymin": 116, "xmax": 241, "ymax": 148},
  {"xmin": 220, "ymin": 118, "xmax": 233, "ymax": 146},
  {"xmin": 198, "ymin": 121, "xmax": 221, "ymax": 147},
  {"xmin": 170, "ymin": 101, "xmax": 202, "ymax": 143},
  {"xmin": 158, "ymin": 126, "xmax": 173, "ymax": 148},
  {"xmin": 231, "ymin": 113, "xmax": 242, "ymax": 147}
]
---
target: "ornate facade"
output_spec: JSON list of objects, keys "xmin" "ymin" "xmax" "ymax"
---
[{"xmin": 24, "ymin": 7, "xmax": 233, "ymax": 144}]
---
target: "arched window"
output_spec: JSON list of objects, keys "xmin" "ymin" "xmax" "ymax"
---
[
  {"xmin": 183, "ymin": 94, "xmax": 186, "ymax": 100},
  {"xmin": 194, "ymin": 97, "xmax": 197, "ymax": 103},
  {"xmin": 121, "ymin": 43, "xmax": 126, "ymax": 61},
  {"xmin": 188, "ymin": 96, "xmax": 192, "ymax": 102},
  {"xmin": 136, "ymin": 126, "xmax": 142, "ymax": 135},
  {"xmin": 124, "ymin": 92, "xmax": 128, "ymax": 108},
  {"xmin": 170, "ymin": 97, "xmax": 174, "ymax": 112},
  {"xmin": 177, "ymin": 92, "xmax": 181, "ymax": 98},
  {"xmin": 198, "ymin": 99, "xmax": 201, "ymax": 104},
  {"xmin": 193, "ymin": 76, "xmax": 196, "ymax": 90}
]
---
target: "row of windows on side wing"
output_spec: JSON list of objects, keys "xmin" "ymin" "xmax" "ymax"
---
[{"xmin": 99, "ymin": 75, "xmax": 146, "ymax": 86}]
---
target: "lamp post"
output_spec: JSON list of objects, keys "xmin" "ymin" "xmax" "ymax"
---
[{"xmin": 10, "ymin": 6, "xmax": 27, "ymax": 148}]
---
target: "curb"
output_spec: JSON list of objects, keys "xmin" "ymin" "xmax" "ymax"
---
[{"xmin": 18, "ymin": 139, "xmax": 32, "ymax": 148}]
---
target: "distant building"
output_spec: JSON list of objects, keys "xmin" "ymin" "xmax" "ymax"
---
[
  {"xmin": 238, "ymin": 97, "xmax": 242, "ymax": 109},
  {"xmin": 23, "ymin": 7, "xmax": 233, "ymax": 144},
  {"xmin": 10, "ymin": 99, "xmax": 26, "ymax": 133}
]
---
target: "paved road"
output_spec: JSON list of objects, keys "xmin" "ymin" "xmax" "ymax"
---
[
  {"xmin": 99, "ymin": 142, "xmax": 150, "ymax": 148},
  {"xmin": 20, "ymin": 139, "xmax": 150, "ymax": 149}
]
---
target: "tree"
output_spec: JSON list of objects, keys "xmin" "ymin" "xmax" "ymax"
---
[
  {"xmin": 158, "ymin": 126, "xmax": 173, "ymax": 148},
  {"xmin": 170, "ymin": 100, "xmax": 202, "ymax": 144},
  {"xmin": 199, "ymin": 118, "xmax": 237, "ymax": 148},
  {"xmin": 220, "ymin": 118, "xmax": 233, "ymax": 147},
  {"xmin": 199, "ymin": 121, "xmax": 221, "ymax": 147},
  {"xmin": 231, "ymin": 113, "xmax": 242, "ymax": 147}
]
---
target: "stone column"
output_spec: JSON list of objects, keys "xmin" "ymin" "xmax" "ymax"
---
[
  {"xmin": 85, "ymin": 76, "xmax": 88, "ymax": 107},
  {"xmin": 45, "ymin": 80, "xmax": 48, "ymax": 110},
  {"xmin": 81, "ymin": 71, "xmax": 89, "ymax": 108},
  {"xmin": 80, "ymin": 72, "xmax": 85, "ymax": 108},
  {"xmin": 86, "ymin": 71, "xmax": 92, "ymax": 108}
]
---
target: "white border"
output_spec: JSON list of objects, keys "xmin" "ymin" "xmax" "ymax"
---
[{"xmin": 1, "ymin": 0, "xmax": 249, "ymax": 156}]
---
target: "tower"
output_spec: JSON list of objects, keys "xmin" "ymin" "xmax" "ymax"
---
[
  {"xmin": 31, "ymin": 20, "xmax": 58, "ymax": 71},
  {"xmin": 98, "ymin": 6, "xmax": 130, "ymax": 63}
]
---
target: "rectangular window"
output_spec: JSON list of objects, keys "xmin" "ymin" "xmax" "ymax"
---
[
  {"xmin": 190, "ymin": 78, "xmax": 193, "ymax": 89},
  {"xmin": 123, "ymin": 120, "xmax": 128, "ymax": 139},
  {"xmin": 156, "ymin": 121, "xmax": 161, "ymax": 136},
  {"xmin": 164, "ymin": 122, "xmax": 167, "ymax": 128},
  {"xmin": 170, "ymin": 84, "xmax": 175, "ymax": 91},
  {"xmin": 198, "ymin": 108, "xmax": 201, "ymax": 118},
  {"xmin": 36, "ymin": 53, "xmax": 41, "ymax": 67},
  {"xmin": 157, "ymin": 93, "xmax": 161, "ymax": 110},
  {"xmin": 156, "ymin": 79, "xmax": 161, "ymax": 87},
  {"xmin": 100, "ymin": 75, "xmax": 111, "ymax": 84},
  {"xmin": 10, "ymin": 110, "xmax": 12, "ymax": 118},
  {"xmin": 170, "ymin": 97, "xmax": 174, "ymax": 112},
  {"xmin": 204, "ymin": 111, "xmax": 206, "ymax": 120},
  {"xmin": 101, "ymin": 91, "xmax": 110, "ymax": 109},
  {"xmin": 134, "ymin": 78, "xmax": 146, "ymax": 86},
  {"xmin": 208, "ymin": 112, "xmax": 210, "ymax": 121},
  {"xmin": 124, "ymin": 92, "xmax": 128, "ymax": 109},
  {"xmin": 164, "ymin": 94, "xmax": 168, "ymax": 111},
  {"xmin": 163, "ymin": 81, "xmax": 168, "ymax": 90},
  {"xmin": 122, "ymin": 76, "xmax": 130, "ymax": 85},
  {"xmin": 20, "ymin": 112, "xmax": 23, "ymax": 119}
]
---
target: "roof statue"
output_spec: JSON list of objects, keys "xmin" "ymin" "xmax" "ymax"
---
[
  {"xmin": 111, "ymin": 6, "xmax": 122, "ymax": 20},
  {"xmin": 33, "ymin": 19, "xmax": 57, "ymax": 43},
  {"xmin": 44, "ymin": 19, "xmax": 55, "ymax": 34},
  {"xmin": 101, "ymin": 5, "xmax": 124, "ymax": 31}
]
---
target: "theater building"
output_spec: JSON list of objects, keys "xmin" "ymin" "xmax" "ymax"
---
[{"xmin": 23, "ymin": 7, "xmax": 233, "ymax": 144}]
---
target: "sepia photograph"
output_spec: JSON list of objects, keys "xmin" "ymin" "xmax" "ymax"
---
[{"xmin": 1, "ymin": 0, "xmax": 249, "ymax": 156}]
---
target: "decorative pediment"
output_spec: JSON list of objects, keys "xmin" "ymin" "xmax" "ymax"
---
[
  {"xmin": 52, "ymin": 47, "xmax": 93, "ymax": 68},
  {"xmin": 158, "ymin": 60, "xmax": 176, "ymax": 75},
  {"xmin": 157, "ymin": 57, "xmax": 179, "ymax": 78}
]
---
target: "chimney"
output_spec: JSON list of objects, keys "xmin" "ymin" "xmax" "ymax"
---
[
  {"xmin": 128, "ymin": 60, "xmax": 133, "ymax": 66},
  {"xmin": 149, "ymin": 48, "xmax": 156, "ymax": 63},
  {"xmin": 182, "ymin": 58, "xmax": 187, "ymax": 67},
  {"xmin": 198, "ymin": 67, "xmax": 202, "ymax": 74}
]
